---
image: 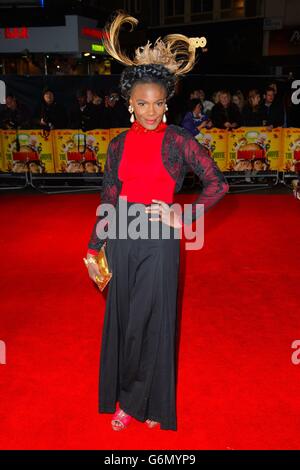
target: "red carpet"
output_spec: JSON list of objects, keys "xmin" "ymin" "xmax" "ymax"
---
[{"xmin": 0, "ymin": 191, "xmax": 300, "ymax": 450}]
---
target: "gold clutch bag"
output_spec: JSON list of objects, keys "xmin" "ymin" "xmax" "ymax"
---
[
  {"xmin": 96, "ymin": 244, "xmax": 112, "ymax": 291},
  {"xmin": 84, "ymin": 243, "xmax": 112, "ymax": 292}
]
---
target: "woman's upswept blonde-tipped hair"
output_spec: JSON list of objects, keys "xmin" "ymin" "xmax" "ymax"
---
[{"xmin": 103, "ymin": 11, "xmax": 206, "ymax": 76}]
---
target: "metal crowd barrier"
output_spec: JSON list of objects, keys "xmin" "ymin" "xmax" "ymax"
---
[
  {"xmin": 0, "ymin": 170, "xmax": 297, "ymax": 195},
  {"xmin": 0, "ymin": 171, "xmax": 29, "ymax": 191},
  {"xmin": 281, "ymin": 171, "xmax": 299, "ymax": 189},
  {"xmin": 225, "ymin": 170, "xmax": 280, "ymax": 193},
  {"xmin": 28, "ymin": 172, "xmax": 103, "ymax": 194}
]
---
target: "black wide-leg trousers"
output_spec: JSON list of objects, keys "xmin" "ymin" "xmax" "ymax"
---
[{"xmin": 99, "ymin": 198, "xmax": 180, "ymax": 430}]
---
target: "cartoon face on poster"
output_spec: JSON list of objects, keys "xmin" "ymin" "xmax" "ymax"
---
[
  {"xmin": 282, "ymin": 128, "xmax": 300, "ymax": 172},
  {"xmin": 227, "ymin": 128, "xmax": 282, "ymax": 171},
  {"xmin": 195, "ymin": 128, "xmax": 227, "ymax": 171},
  {"xmin": 86, "ymin": 129, "xmax": 110, "ymax": 173},
  {"xmin": 262, "ymin": 127, "xmax": 282, "ymax": 170},
  {"xmin": 53, "ymin": 130, "xmax": 109, "ymax": 173},
  {"xmin": 2, "ymin": 130, "xmax": 54, "ymax": 173}
]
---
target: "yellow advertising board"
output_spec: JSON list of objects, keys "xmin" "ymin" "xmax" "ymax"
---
[
  {"xmin": 1, "ymin": 126, "xmax": 297, "ymax": 175},
  {"xmin": 52, "ymin": 129, "xmax": 110, "ymax": 173},
  {"xmin": 195, "ymin": 128, "xmax": 228, "ymax": 171},
  {"xmin": 282, "ymin": 128, "xmax": 300, "ymax": 172},
  {"xmin": 1, "ymin": 129, "xmax": 55, "ymax": 173},
  {"xmin": 109, "ymin": 128, "xmax": 129, "ymax": 141},
  {"xmin": 227, "ymin": 127, "xmax": 283, "ymax": 171},
  {"xmin": 86, "ymin": 129, "xmax": 110, "ymax": 172}
]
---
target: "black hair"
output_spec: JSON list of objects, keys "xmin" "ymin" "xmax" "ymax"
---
[
  {"xmin": 107, "ymin": 87, "xmax": 120, "ymax": 95},
  {"xmin": 265, "ymin": 86, "xmax": 275, "ymax": 94},
  {"xmin": 76, "ymin": 88, "xmax": 87, "ymax": 98},
  {"xmin": 42, "ymin": 87, "xmax": 53, "ymax": 95},
  {"xmin": 187, "ymin": 98, "xmax": 202, "ymax": 112},
  {"xmin": 120, "ymin": 63, "xmax": 176, "ymax": 102},
  {"xmin": 93, "ymin": 89, "xmax": 105, "ymax": 99}
]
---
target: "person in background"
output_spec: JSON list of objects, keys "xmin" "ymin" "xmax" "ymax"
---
[
  {"xmin": 190, "ymin": 89, "xmax": 214, "ymax": 117},
  {"xmin": 87, "ymin": 88, "xmax": 94, "ymax": 104},
  {"xmin": 181, "ymin": 99, "xmax": 212, "ymax": 136},
  {"xmin": 261, "ymin": 87, "xmax": 284, "ymax": 129},
  {"xmin": 89, "ymin": 89, "xmax": 108, "ymax": 129},
  {"xmin": 34, "ymin": 88, "xmax": 67, "ymax": 130},
  {"xmin": 268, "ymin": 82, "xmax": 278, "ymax": 101},
  {"xmin": 69, "ymin": 88, "xmax": 97, "ymax": 131},
  {"xmin": 242, "ymin": 89, "xmax": 264, "ymax": 126},
  {"xmin": 211, "ymin": 90, "xmax": 241, "ymax": 130},
  {"xmin": 92, "ymin": 89, "xmax": 104, "ymax": 106},
  {"xmin": 212, "ymin": 91, "xmax": 220, "ymax": 105},
  {"xmin": 0, "ymin": 94, "xmax": 31, "ymax": 129},
  {"xmin": 232, "ymin": 90, "xmax": 245, "ymax": 114},
  {"xmin": 103, "ymin": 88, "xmax": 131, "ymax": 128},
  {"xmin": 165, "ymin": 80, "xmax": 186, "ymax": 125}
]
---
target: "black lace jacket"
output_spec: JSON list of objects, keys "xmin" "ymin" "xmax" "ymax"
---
[{"xmin": 88, "ymin": 124, "xmax": 229, "ymax": 252}]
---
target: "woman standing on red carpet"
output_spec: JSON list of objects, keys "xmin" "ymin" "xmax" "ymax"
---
[{"xmin": 84, "ymin": 12, "xmax": 229, "ymax": 431}]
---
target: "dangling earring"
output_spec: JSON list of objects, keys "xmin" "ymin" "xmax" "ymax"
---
[
  {"xmin": 162, "ymin": 104, "xmax": 168, "ymax": 123},
  {"xmin": 128, "ymin": 104, "xmax": 135, "ymax": 123}
]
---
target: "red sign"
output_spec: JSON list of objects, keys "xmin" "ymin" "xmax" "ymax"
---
[
  {"xmin": 13, "ymin": 152, "xmax": 38, "ymax": 161},
  {"xmin": 81, "ymin": 27, "xmax": 108, "ymax": 40},
  {"xmin": 4, "ymin": 27, "xmax": 28, "ymax": 39},
  {"xmin": 237, "ymin": 149, "xmax": 265, "ymax": 160}
]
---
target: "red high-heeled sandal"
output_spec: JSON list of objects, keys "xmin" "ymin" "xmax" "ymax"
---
[
  {"xmin": 293, "ymin": 188, "xmax": 300, "ymax": 200},
  {"xmin": 292, "ymin": 180, "xmax": 300, "ymax": 200},
  {"xmin": 111, "ymin": 408, "xmax": 132, "ymax": 431}
]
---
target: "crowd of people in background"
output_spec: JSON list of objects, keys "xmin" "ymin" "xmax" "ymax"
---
[
  {"xmin": 0, "ymin": 86, "xmax": 131, "ymax": 131},
  {"xmin": 180, "ymin": 84, "xmax": 300, "ymax": 135},
  {"xmin": 0, "ymin": 82, "xmax": 300, "ymax": 132}
]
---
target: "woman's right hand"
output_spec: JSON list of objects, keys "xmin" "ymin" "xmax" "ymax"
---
[{"xmin": 85, "ymin": 254, "xmax": 103, "ymax": 285}]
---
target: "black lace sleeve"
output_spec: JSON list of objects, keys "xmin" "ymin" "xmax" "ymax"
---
[
  {"xmin": 87, "ymin": 139, "xmax": 121, "ymax": 252},
  {"xmin": 182, "ymin": 135, "xmax": 229, "ymax": 224}
]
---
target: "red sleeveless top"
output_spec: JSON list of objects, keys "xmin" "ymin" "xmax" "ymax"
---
[{"xmin": 118, "ymin": 120, "xmax": 176, "ymax": 204}]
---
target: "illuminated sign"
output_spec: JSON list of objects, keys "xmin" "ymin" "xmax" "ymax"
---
[
  {"xmin": 81, "ymin": 27, "xmax": 108, "ymax": 40},
  {"xmin": 4, "ymin": 27, "xmax": 29, "ymax": 39},
  {"xmin": 91, "ymin": 44, "xmax": 105, "ymax": 52}
]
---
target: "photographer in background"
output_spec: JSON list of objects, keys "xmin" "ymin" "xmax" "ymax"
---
[
  {"xmin": 34, "ymin": 88, "xmax": 67, "ymax": 130},
  {"xmin": 103, "ymin": 88, "xmax": 131, "ymax": 128},
  {"xmin": 0, "ymin": 93, "xmax": 31, "ymax": 129}
]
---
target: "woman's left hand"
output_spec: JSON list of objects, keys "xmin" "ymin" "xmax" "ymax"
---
[{"xmin": 145, "ymin": 199, "xmax": 182, "ymax": 229}]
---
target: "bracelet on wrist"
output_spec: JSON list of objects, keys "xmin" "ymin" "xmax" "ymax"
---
[{"xmin": 83, "ymin": 256, "xmax": 97, "ymax": 267}]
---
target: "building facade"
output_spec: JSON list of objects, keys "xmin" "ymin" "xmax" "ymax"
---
[
  {"xmin": 104, "ymin": 0, "xmax": 300, "ymax": 76},
  {"xmin": 0, "ymin": 0, "xmax": 300, "ymax": 76}
]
